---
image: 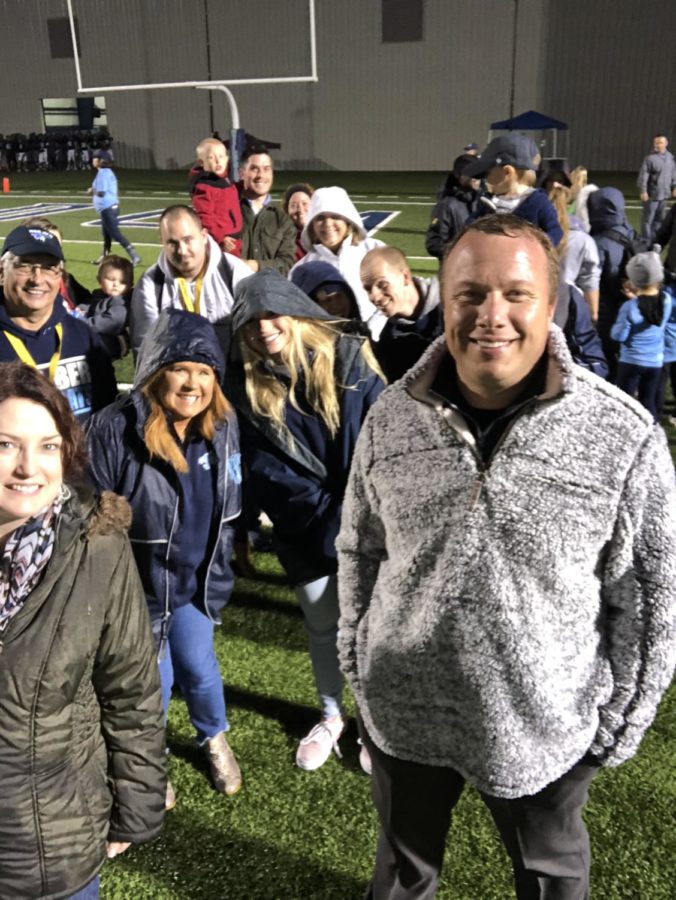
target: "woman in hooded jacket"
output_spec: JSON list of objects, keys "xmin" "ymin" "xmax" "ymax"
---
[
  {"xmin": 288, "ymin": 186, "xmax": 387, "ymax": 338},
  {"xmin": 0, "ymin": 363, "xmax": 165, "ymax": 900},
  {"xmin": 87, "ymin": 309, "xmax": 242, "ymax": 806},
  {"xmin": 228, "ymin": 268, "xmax": 385, "ymax": 773}
]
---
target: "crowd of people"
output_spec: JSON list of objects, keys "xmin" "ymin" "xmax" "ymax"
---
[
  {"xmin": 0, "ymin": 129, "xmax": 674, "ymax": 900},
  {"xmin": 0, "ymin": 128, "xmax": 114, "ymax": 173}
]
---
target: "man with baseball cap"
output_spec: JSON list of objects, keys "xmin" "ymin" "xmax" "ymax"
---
[
  {"xmin": 0, "ymin": 225, "xmax": 117, "ymax": 422},
  {"xmin": 465, "ymin": 135, "xmax": 563, "ymax": 246}
]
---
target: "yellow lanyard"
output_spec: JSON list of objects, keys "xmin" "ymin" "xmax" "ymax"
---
[
  {"xmin": 4, "ymin": 323, "xmax": 63, "ymax": 382},
  {"xmin": 176, "ymin": 273, "xmax": 204, "ymax": 315}
]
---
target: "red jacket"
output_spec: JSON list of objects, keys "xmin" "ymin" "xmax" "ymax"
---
[{"xmin": 189, "ymin": 167, "xmax": 243, "ymax": 256}]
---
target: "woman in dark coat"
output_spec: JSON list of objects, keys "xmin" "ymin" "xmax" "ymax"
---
[
  {"xmin": 87, "ymin": 309, "xmax": 242, "ymax": 805},
  {"xmin": 0, "ymin": 363, "xmax": 165, "ymax": 900},
  {"xmin": 229, "ymin": 268, "xmax": 385, "ymax": 773}
]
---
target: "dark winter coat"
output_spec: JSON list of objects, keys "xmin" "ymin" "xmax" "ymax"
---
[
  {"xmin": 588, "ymin": 187, "xmax": 636, "ymax": 316},
  {"xmin": 0, "ymin": 489, "xmax": 166, "ymax": 900},
  {"xmin": 240, "ymin": 201, "xmax": 297, "ymax": 276},
  {"xmin": 87, "ymin": 310, "xmax": 241, "ymax": 630},
  {"xmin": 425, "ymin": 187, "xmax": 477, "ymax": 260},
  {"xmin": 554, "ymin": 283, "xmax": 608, "ymax": 379},
  {"xmin": 229, "ymin": 269, "xmax": 385, "ymax": 584},
  {"xmin": 473, "ymin": 188, "xmax": 564, "ymax": 246}
]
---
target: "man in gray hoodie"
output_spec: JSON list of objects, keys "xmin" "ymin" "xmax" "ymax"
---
[
  {"xmin": 637, "ymin": 133, "xmax": 676, "ymax": 241},
  {"xmin": 337, "ymin": 214, "xmax": 676, "ymax": 899}
]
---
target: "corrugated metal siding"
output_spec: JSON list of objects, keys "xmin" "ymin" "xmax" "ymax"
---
[
  {"xmin": 0, "ymin": 0, "xmax": 671, "ymax": 171},
  {"xmin": 542, "ymin": 0, "xmax": 676, "ymax": 171}
]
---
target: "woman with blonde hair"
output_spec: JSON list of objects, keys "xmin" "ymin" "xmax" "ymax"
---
[
  {"xmin": 87, "ymin": 309, "xmax": 242, "ymax": 806},
  {"xmin": 229, "ymin": 268, "xmax": 385, "ymax": 772},
  {"xmin": 569, "ymin": 165, "xmax": 598, "ymax": 233}
]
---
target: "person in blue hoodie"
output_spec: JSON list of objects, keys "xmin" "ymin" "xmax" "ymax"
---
[
  {"xmin": 610, "ymin": 252, "xmax": 671, "ymax": 421},
  {"xmin": 87, "ymin": 309, "xmax": 243, "ymax": 807},
  {"xmin": 228, "ymin": 268, "xmax": 385, "ymax": 774},
  {"xmin": 88, "ymin": 150, "xmax": 141, "ymax": 266},
  {"xmin": 587, "ymin": 186, "xmax": 637, "ymax": 382},
  {"xmin": 0, "ymin": 225, "xmax": 117, "ymax": 423}
]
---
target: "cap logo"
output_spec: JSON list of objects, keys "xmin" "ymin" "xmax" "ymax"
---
[{"xmin": 28, "ymin": 229, "xmax": 50, "ymax": 243}]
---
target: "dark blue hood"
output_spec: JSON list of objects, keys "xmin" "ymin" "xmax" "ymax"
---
[
  {"xmin": 133, "ymin": 308, "xmax": 225, "ymax": 389},
  {"xmin": 587, "ymin": 187, "xmax": 630, "ymax": 235},
  {"xmin": 231, "ymin": 267, "xmax": 334, "ymax": 335}
]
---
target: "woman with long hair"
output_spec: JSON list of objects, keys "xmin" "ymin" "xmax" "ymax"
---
[
  {"xmin": 88, "ymin": 149, "xmax": 141, "ymax": 266},
  {"xmin": 0, "ymin": 363, "xmax": 165, "ymax": 900},
  {"xmin": 229, "ymin": 268, "xmax": 385, "ymax": 772},
  {"xmin": 87, "ymin": 309, "xmax": 242, "ymax": 805}
]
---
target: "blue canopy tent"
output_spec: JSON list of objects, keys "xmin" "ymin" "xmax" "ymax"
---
[{"xmin": 488, "ymin": 110, "xmax": 569, "ymax": 163}]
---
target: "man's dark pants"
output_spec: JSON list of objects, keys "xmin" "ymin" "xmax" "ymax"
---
[{"xmin": 360, "ymin": 720, "xmax": 599, "ymax": 900}]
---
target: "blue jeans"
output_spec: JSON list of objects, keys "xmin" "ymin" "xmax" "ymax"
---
[
  {"xmin": 100, "ymin": 204, "xmax": 133, "ymax": 255},
  {"xmin": 158, "ymin": 602, "xmax": 227, "ymax": 744},
  {"xmin": 295, "ymin": 575, "xmax": 342, "ymax": 718},
  {"xmin": 616, "ymin": 361, "xmax": 663, "ymax": 421},
  {"xmin": 67, "ymin": 876, "xmax": 100, "ymax": 900}
]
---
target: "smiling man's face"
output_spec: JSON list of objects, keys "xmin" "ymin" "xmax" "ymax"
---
[
  {"xmin": 2, "ymin": 254, "xmax": 62, "ymax": 327},
  {"xmin": 441, "ymin": 230, "xmax": 555, "ymax": 409}
]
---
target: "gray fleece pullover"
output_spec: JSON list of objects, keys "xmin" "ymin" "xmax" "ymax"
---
[{"xmin": 337, "ymin": 326, "xmax": 676, "ymax": 799}]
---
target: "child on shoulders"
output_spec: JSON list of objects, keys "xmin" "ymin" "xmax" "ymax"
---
[{"xmin": 189, "ymin": 137, "xmax": 242, "ymax": 257}]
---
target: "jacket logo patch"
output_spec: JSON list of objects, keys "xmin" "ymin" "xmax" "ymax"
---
[{"xmin": 227, "ymin": 452, "xmax": 242, "ymax": 485}]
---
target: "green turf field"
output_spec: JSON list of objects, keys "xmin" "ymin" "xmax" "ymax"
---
[{"xmin": 1, "ymin": 171, "xmax": 674, "ymax": 899}]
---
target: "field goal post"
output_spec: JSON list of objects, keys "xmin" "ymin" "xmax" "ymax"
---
[{"xmin": 65, "ymin": 0, "xmax": 318, "ymax": 178}]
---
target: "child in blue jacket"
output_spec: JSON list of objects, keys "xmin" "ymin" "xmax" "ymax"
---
[{"xmin": 611, "ymin": 252, "xmax": 671, "ymax": 420}]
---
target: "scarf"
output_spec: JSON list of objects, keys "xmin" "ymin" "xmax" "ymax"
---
[{"xmin": 0, "ymin": 495, "xmax": 63, "ymax": 634}]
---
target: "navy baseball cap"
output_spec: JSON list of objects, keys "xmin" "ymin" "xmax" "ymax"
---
[
  {"xmin": 463, "ymin": 135, "xmax": 541, "ymax": 178},
  {"xmin": 2, "ymin": 225, "xmax": 64, "ymax": 261},
  {"xmin": 463, "ymin": 142, "xmax": 479, "ymax": 151}
]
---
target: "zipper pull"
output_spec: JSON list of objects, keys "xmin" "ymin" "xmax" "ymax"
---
[{"xmin": 469, "ymin": 471, "xmax": 485, "ymax": 509}]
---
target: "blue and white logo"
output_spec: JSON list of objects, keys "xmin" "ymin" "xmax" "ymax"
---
[{"xmin": 227, "ymin": 452, "xmax": 242, "ymax": 485}]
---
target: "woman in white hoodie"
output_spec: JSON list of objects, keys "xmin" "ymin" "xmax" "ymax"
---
[{"xmin": 289, "ymin": 186, "xmax": 387, "ymax": 338}]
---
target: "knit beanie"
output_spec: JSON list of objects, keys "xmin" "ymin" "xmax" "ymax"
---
[{"xmin": 626, "ymin": 251, "xmax": 664, "ymax": 289}]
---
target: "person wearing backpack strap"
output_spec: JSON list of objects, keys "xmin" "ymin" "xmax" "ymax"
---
[{"xmin": 129, "ymin": 205, "xmax": 252, "ymax": 358}]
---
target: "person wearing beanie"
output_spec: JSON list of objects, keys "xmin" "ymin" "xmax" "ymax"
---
[
  {"xmin": 283, "ymin": 183, "xmax": 314, "ymax": 262},
  {"xmin": 610, "ymin": 251, "xmax": 672, "ymax": 420},
  {"xmin": 288, "ymin": 186, "xmax": 388, "ymax": 338},
  {"xmin": 290, "ymin": 260, "xmax": 361, "ymax": 320}
]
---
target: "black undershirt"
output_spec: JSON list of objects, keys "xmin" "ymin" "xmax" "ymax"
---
[{"xmin": 430, "ymin": 352, "xmax": 548, "ymax": 463}]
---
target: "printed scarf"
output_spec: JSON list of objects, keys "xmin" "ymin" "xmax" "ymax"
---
[{"xmin": 0, "ymin": 496, "xmax": 63, "ymax": 634}]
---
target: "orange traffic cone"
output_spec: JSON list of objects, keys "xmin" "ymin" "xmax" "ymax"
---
[{"xmin": 2, "ymin": 178, "xmax": 9, "ymax": 193}]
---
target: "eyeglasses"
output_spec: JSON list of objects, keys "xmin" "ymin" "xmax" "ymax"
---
[{"xmin": 12, "ymin": 261, "xmax": 62, "ymax": 277}]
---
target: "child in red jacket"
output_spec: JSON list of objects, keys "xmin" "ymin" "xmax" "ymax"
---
[{"xmin": 189, "ymin": 138, "xmax": 243, "ymax": 256}]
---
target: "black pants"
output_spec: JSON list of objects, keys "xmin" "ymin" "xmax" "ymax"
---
[{"xmin": 361, "ymin": 722, "xmax": 599, "ymax": 900}]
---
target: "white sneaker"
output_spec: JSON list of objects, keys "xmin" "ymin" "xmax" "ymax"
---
[
  {"xmin": 296, "ymin": 716, "xmax": 344, "ymax": 771},
  {"xmin": 358, "ymin": 740, "xmax": 372, "ymax": 775}
]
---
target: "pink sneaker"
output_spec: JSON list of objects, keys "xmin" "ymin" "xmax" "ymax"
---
[{"xmin": 295, "ymin": 716, "xmax": 344, "ymax": 771}]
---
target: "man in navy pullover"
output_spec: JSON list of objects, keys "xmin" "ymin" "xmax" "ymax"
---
[{"xmin": 0, "ymin": 225, "xmax": 117, "ymax": 422}]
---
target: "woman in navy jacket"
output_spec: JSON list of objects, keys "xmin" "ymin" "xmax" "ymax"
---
[
  {"xmin": 87, "ymin": 309, "xmax": 242, "ymax": 805},
  {"xmin": 229, "ymin": 268, "xmax": 385, "ymax": 773}
]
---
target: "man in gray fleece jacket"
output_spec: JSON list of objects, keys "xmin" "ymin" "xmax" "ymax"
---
[{"xmin": 337, "ymin": 214, "xmax": 676, "ymax": 900}]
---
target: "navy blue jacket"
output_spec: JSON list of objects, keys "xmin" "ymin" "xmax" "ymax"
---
[
  {"xmin": 473, "ymin": 188, "xmax": 563, "ymax": 246},
  {"xmin": 554, "ymin": 283, "xmax": 608, "ymax": 379},
  {"xmin": 87, "ymin": 310, "xmax": 241, "ymax": 627},
  {"xmin": 229, "ymin": 269, "xmax": 385, "ymax": 585},
  {"xmin": 588, "ymin": 187, "xmax": 636, "ymax": 319},
  {"xmin": 0, "ymin": 295, "xmax": 117, "ymax": 422}
]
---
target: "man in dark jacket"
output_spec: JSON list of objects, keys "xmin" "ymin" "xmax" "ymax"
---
[
  {"xmin": 0, "ymin": 225, "xmax": 117, "ymax": 421},
  {"xmin": 425, "ymin": 154, "xmax": 479, "ymax": 262},
  {"xmin": 239, "ymin": 147, "xmax": 297, "ymax": 276},
  {"xmin": 361, "ymin": 246, "xmax": 443, "ymax": 382}
]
